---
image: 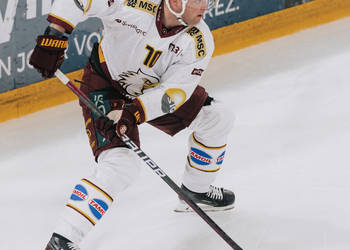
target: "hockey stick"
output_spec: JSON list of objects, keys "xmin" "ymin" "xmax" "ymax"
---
[{"xmin": 54, "ymin": 69, "xmax": 243, "ymax": 250}]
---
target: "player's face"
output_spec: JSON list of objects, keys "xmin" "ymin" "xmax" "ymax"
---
[{"xmin": 181, "ymin": 0, "xmax": 217, "ymax": 25}]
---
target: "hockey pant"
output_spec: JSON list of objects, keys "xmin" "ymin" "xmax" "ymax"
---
[{"xmin": 54, "ymin": 101, "xmax": 234, "ymax": 243}]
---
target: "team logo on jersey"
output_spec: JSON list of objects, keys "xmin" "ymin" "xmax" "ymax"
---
[
  {"xmin": 124, "ymin": 0, "xmax": 159, "ymax": 16},
  {"xmin": 70, "ymin": 184, "xmax": 88, "ymax": 201},
  {"xmin": 161, "ymin": 88, "xmax": 186, "ymax": 114},
  {"xmin": 216, "ymin": 151, "xmax": 226, "ymax": 165},
  {"xmin": 190, "ymin": 147, "xmax": 213, "ymax": 166},
  {"xmin": 118, "ymin": 69, "xmax": 159, "ymax": 97},
  {"xmin": 186, "ymin": 26, "xmax": 207, "ymax": 59},
  {"xmin": 89, "ymin": 199, "xmax": 109, "ymax": 220}
]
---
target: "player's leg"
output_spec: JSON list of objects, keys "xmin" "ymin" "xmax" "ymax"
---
[
  {"xmin": 46, "ymin": 62, "xmax": 141, "ymax": 249},
  {"xmin": 46, "ymin": 147, "xmax": 140, "ymax": 249},
  {"xmin": 177, "ymin": 101, "xmax": 235, "ymax": 212},
  {"xmin": 148, "ymin": 86, "xmax": 235, "ymax": 212}
]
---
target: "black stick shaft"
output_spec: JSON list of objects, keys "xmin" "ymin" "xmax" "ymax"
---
[{"xmin": 54, "ymin": 70, "xmax": 243, "ymax": 250}]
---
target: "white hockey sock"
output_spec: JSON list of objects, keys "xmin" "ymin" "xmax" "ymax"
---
[
  {"xmin": 53, "ymin": 147, "xmax": 140, "ymax": 243},
  {"xmin": 182, "ymin": 133, "xmax": 227, "ymax": 193},
  {"xmin": 182, "ymin": 102, "xmax": 234, "ymax": 193},
  {"xmin": 54, "ymin": 178, "xmax": 113, "ymax": 243}
]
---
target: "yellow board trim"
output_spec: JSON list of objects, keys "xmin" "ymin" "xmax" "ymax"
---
[
  {"xmin": 212, "ymin": 0, "xmax": 350, "ymax": 57},
  {"xmin": 1, "ymin": 0, "xmax": 350, "ymax": 123},
  {"xmin": 0, "ymin": 70, "xmax": 83, "ymax": 123}
]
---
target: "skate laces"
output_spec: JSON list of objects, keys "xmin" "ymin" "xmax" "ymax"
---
[
  {"xmin": 67, "ymin": 242, "xmax": 81, "ymax": 250},
  {"xmin": 206, "ymin": 185, "xmax": 223, "ymax": 200}
]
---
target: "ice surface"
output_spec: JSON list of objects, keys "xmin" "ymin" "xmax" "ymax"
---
[{"xmin": 1, "ymin": 17, "xmax": 350, "ymax": 250}]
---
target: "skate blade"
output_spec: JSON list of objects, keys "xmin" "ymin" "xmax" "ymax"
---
[{"xmin": 174, "ymin": 201, "xmax": 234, "ymax": 213}]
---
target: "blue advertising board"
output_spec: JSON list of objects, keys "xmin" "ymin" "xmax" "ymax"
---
[{"xmin": 0, "ymin": 0, "xmax": 287, "ymax": 93}]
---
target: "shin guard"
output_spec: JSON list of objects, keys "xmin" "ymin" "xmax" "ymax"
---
[
  {"xmin": 66, "ymin": 178, "xmax": 113, "ymax": 226},
  {"xmin": 183, "ymin": 133, "xmax": 227, "ymax": 193}
]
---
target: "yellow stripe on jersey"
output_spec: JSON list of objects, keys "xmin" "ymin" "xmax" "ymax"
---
[
  {"xmin": 48, "ymin": 13, "xmax": 76, "ymax": 30},
  {"xmin": 98, "ymin": 42, "xmax": 106, "ymax": 63},
  {"xmin": 83, "ymin": 0, "xmax": 92, "ymax": 14},
  {"xmin": 123, "ymin": 0, "xmax": 159, "ymax": 16},
  {"xmin": 185, "ymin": 26, "xmax": 207, "ymax": 59}
]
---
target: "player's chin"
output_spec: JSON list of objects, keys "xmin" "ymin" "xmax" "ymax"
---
[{"xmin": 187, "ymin": 16, "xmax": 202, "ymax": 25}]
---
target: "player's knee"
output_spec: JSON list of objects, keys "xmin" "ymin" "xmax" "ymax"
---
[
  {"xmin": 194, "ymin": 103, "xmax": 234, "ymax": 141},
  {"xmin": 92, "ymin": 147, "xmax": 141, "ymax": 196},
  {"xmin": 214, "ymin": 105, "xmax": 234, "ymax": 137}
]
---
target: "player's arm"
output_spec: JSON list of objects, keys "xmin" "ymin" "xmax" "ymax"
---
[
  {"xmin": 29, "ymin": 0, "xmax": 119, "ymax": 78},
  {"xmin": 137, "ymin": 27, "xmax": 215, "ymax": 122}
]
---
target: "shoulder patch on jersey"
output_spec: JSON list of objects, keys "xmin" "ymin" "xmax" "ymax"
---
[
  {"xmin": 74, "ymin": 0, "xmax": 92, "ymax": 13},
  {"xmin": 123, "ymin": 0, "xmax": 159, "ymax": 16},
  {"xmin": 185, "ymin": 26, "xmax": 207, "ymax": 59}
]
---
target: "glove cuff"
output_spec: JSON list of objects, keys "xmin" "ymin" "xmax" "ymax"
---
[
  {"xmin": 125, "ymin": 99, "xmax": 146, "ymax": 124},
  {"xmin": 36, "ymin": 35, "xmax": 68, "ymax": 51}
]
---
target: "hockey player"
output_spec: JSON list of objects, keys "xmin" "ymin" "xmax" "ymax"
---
[{"xmin": 29, "ymin": 0, "xmax": 235, "ymax": 249}]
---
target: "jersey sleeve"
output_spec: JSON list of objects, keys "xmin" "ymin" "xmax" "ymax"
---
[
  {"xmin": 137, "ymin": 25, "xmax": 214, "ymax": 122},
  {"xmin": 47, "ymin": 0, "xmax": 121, "ymax": 33}
]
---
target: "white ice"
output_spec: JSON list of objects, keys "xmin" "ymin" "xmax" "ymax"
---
[{"xmin": 1, "ymin": 17, "xmax": 350, "ymax": 250}]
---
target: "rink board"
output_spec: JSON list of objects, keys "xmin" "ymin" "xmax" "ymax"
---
[{"xmin": 1, "ymin": 0, "xmax": 350, "ymax": 123}]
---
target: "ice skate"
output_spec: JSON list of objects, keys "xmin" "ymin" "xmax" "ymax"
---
[
  {"xmin": 45, "ymin": 233, "xmax": 80, "ymax": 250},
  {"xmin": 175, "ymin": 184, "xmax": 235, "ymax": 212}
]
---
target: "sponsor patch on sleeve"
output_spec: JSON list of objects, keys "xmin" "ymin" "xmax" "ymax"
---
[
  {"xmin": 186, "ymin": 26, "xmax": 207, "ymax": 59},
  {"xmin": 191, "ymin": 68, "xmax": 204, "ymax": 76},
  {"xmin": 124, "ymin": 0, "xmax": 159, "ymax": 16}
]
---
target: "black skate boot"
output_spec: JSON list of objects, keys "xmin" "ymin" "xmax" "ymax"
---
[
  {"xmin": 175, "ymin": 184, "xmax": 235, "ymax": 212},
  {"xmin": 45, "ymin": 233, "xmax": 80, "ymax": 250}
]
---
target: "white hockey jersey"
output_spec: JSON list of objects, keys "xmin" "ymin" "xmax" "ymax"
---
[{"xmin": 49, "ymin": 0, "xmax": 214, "ymax": 121}]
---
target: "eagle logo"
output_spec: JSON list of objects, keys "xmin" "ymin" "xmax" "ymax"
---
[{"xmin": 118, "ymin": 69, "xmax": 160, "ymax": 97}]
